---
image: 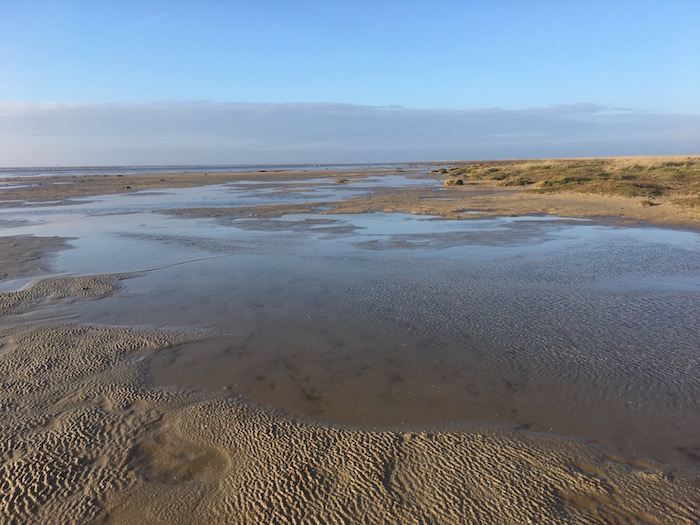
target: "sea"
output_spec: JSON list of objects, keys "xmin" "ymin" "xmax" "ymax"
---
[{"xmin": 0, "ymin": 163, "xmax": 414, "ymax": 179}]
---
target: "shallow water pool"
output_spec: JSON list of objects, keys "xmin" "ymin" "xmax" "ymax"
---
[{"xmin": 2, "ymin": 187, "xmax": 699, "ymax": 465}]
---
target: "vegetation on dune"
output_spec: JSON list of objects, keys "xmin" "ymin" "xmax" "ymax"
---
[
  {"xmin": 497, "ymin": 175, "xmax": 530, "ymax": 187},
  {"xmin": 537, "ymin": 176, "xmax": 590, "ymax": 188},
  {"xmin": 673, "ymin": 196, "xmax": 700, "ymax": 213},
  {"xmin": 442, "ymin": 156, "xmax": 700, "ymax": 206}
]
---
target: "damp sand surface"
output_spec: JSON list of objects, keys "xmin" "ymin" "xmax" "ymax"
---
[{"xmin": 0, "ymin": 165, "xmax": 699, "ymax": 524}]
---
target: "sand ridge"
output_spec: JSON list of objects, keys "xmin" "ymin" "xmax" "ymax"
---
[
  {"xmin": 0, "ymin": 276, "xmax": 697, "ymax": 524},
  {"xmin": 155, "ymin": 177, "xmax": 700, "ymax": 231},
  {"xmin": 0, "ymin": 273, "xmax": 137, "ymax": 317}
]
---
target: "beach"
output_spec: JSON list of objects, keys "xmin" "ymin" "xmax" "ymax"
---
[
  {"xmin": 2, "ymin": 160, "xmax": 700, "ymax": 229},
  {"xmin": 1, "ymin": 160, "xmax": 699, "ymax": 523}
]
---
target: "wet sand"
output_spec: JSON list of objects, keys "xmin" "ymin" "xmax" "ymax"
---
[
  {"xmin": 1, "ymin": 165, "xmax": 699, "ymax": 523},
  {"xmin": 0, "ymin": 235, "xmax": 70, "ymax": 281},
  {"xmin": 1, "ymin": 274, "xmax": 698, "ymax": 523},
  {"xmin": 1, "ymin": 164, "xmax": 699, "ymax": 229}
]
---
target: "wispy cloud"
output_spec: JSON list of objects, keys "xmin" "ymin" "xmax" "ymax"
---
[{"xmin": 1, "ymin": 102, "xmax": 698, "ymax": 166}]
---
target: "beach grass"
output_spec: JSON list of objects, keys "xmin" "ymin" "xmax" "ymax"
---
[{"xmin": 445, "ymin": 156, "xmax": 700, "ymax": 201}]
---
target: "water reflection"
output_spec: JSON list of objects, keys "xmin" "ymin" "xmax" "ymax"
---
[{"xmin": 1, "ymin": 186, "xmax": 699, "ymax": 466}]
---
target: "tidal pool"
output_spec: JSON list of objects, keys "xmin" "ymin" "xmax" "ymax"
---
[
  {"xmin": 2, "ymin": 188, "xmax": 699, "ymax": 466},
  {"xmin": 137, "ymin": 216, "xmax": 700, "ymax": 465}
]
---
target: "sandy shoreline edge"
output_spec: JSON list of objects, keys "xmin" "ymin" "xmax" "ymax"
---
[{"xmin": 1, "ymin": 162, "xmax": 699, "ymax": 230}]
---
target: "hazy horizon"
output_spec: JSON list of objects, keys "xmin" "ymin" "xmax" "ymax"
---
[
  {"xmin": 2, "ymin": 2, "xmax": 699, "ymax": 166},
  {"xmin": 2, "ymin": 101, "xmax": 699, "ymax": 168}
]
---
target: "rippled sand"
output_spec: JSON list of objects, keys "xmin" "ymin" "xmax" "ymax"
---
[{"xmin": 1, "ymin": 274, "xmax": 698, "ymax": 524}]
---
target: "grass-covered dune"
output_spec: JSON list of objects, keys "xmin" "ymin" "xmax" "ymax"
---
[{"xmin": 442, "ymin": 156, "xmax": 700, "ymax": 211}]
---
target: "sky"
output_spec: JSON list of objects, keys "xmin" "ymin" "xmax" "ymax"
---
[{"xmin": 1, "ymin": 0, "xmax": 699, "ymax": 166}]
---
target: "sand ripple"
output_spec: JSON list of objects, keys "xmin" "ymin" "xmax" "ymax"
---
[
  {"xmin": 0, "ymin": 274, "xmax": 134, "ymax": 316},
  {"xmin": 0, "ymin": 317, "xmax": 698, "ymax": 523}
]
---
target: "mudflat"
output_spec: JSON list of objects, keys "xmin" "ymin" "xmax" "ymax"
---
[
  {"xmin": 0, "ymin": 158, "xmax": 698, "ymax": 524},
  {"xmin": 2, "ymin": 156, "xmax": 699, "ymax": 229}
]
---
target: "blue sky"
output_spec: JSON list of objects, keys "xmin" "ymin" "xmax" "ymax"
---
[{"xmin": 1, "ymin": 1, "xmax": 699, "ymax": 165}]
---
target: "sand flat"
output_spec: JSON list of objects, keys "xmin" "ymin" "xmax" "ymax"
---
[
  {"xmin": 2, "ymin": 162, "xmax": 699, "ymax": 229},
  {"xmin": 1, "ymin": 311, "xmax": 698, "ymax": 524},
  {"xmin": 0, "ymin": 163, "xmax": 699, "ymax": 523}
]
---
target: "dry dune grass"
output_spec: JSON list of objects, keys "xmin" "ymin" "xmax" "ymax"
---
[{"xmin": 446, "ymin": 156, "xmax": 700, "ymax": 209}]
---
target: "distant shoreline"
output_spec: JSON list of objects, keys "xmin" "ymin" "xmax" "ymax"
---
[
  {"xmin": 0, "ymin": 162, "xmax": 413, "ymax": 179},
  {"xmin": 2, "ymin": 154, "xmax": 698, "ymax": 178},
  {"xmin": 2, "ymin": 155, "xmax": 697, "ymax": 231}
]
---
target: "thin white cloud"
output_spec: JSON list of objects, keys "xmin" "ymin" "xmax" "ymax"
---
[{"xmin": 0, "ymin": 102, "xmax": 698, "ymax": 166}]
